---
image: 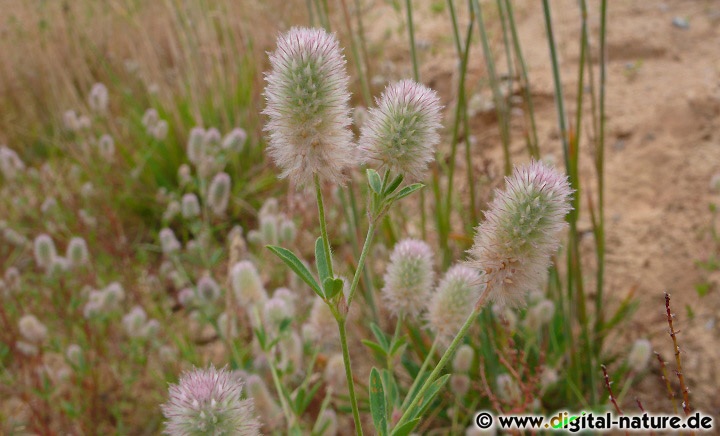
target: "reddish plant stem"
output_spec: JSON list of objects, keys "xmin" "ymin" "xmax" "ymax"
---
[
  {"xmin": 654, "ymin": 351, "xmax": 678, "ymax": 414},
  {"xmin": 664, "ymin": 292, "xmax": 691, "ymax": 416},
  {"xmin": 601, "ymin": 364, "xmax": 623, "ymax": 415}
]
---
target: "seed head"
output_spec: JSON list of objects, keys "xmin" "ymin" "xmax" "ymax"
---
[
  {"xmin": 161, "ymin": 365, "xmax": 261, "ymax": 436},
  {"xmin": 426, "ymin": 265, "xmax": 483, "ymax": 340},
  {"xmin": 263, "ymin": 27, "xmax": 355, "ymax": 186},
  {"xmin": 66, "ymin": 237, "xmax": 90, "ymax": 267},
  {"xmin": 359, "ymin": 80, "xmax": 442, "ymax": 180},
  {"xmin": 208, "ymin": 172, "xmax": 231, "ymax": 216},
  {"xmin": 382, "ymin": 239, "xmax": 435, "ymax": 317},
  {"xmin": 468, "ymin": 161, "xmax": 572, "ymax": 307}
]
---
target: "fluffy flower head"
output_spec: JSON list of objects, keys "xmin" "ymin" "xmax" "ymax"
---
[
  {"xmin": 263, "ymin": 27, "xmax": 355, "ymax": 186},
  {"xmin": 161, "ymin": 365, "xmax": 260, "ymax": 436},
  {"xmin": 426, "ymin": 265, "xmax": 483, "ymax": 340},
  {"xmin": 468, "ymin": 161, "xmax": 572, "ymax": 307},
  {"xmin": 359, "ymin": 80, "xmax": 442, "ymax": 180},
  {"xmin": 381, "ymin": 239, "xmax": 435, "ymax": 317}
]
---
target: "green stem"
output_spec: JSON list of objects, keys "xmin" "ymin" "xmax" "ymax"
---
[
  {"xmin": 314, "ymin": 173, "xmax": 334, "ymax": 278},
  {"xmin": 400, "ymin": 338, "xmax": 438, "ymax": 410},
  {"xmin": 471, "ymin": 0, "xmax": 511, "ymax": 175},
  {"xmin": 337, "ymin": 318, "xmax": 364, "ymax": 436},
  {"xmin": 505, "ymin": 0, "xmax": 540, "ymax": 158},
  {"xmin": 394, "ymin": 305, "xmax": 480, "ymax": 430},
  {"xmin": 405, "ymin": 0, "xmax": 420, "ymax": 82},
  {"xmin": 268, "ymin": 355, "xmax": 296, "ymax": 430},
  {"xmin": 346, "ymin": 220, "xmax": 377, "ymax": 307}
]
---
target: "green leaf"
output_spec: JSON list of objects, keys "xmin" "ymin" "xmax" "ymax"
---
[
  {"xmin": 407, "ymin": 374, "xmax": 451, "ymax": 422},
  {"xmin": 315, "ymin": 237, "xmax": 331, "ymax": 283},
  {"xmin": 361, "ymin": 340, "xmax": 388, "ymax": 358},
  {"xmin": 266, "ymin": 245, "xmax": 322, "ymax": 297},
  {"xmin": 370, "ymin": 323, "xmax": 390, "ymax": 352},
  {"xmin": 394, "ymin": 183, "xmax": 424, "ymax": 200},
  {"xmin": 391, "ymin": 418, "xmax": 421, "ymax": 436},
  {"xmin": 390, "ymin": 336, "xmax": 407, "ymax": 356},
  {"xmin": 323, "ymin": 277, "xmax": 344, "ymax": 299},
  {"xmin": 369, "ymin": 368, "xmax": 388, "ymax": 436},
  {"xmin": 383, "ymin": 173, "xmax": 404, "ymax": 195},
  {"xmin": 381, "ymin": 369, "xmax": 400, "ymax": 408},
  {"xmin": 367, "ymin": 169, "xmax": 383, "ymax": 194}
]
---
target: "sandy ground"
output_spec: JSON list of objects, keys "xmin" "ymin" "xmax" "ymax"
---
[{"xmin": 356, "ymin": 0, "xmax": 720, "ymax": 413}]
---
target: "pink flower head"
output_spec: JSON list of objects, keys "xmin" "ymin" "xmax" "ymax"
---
[{"xmin": 161, "ymin": 365, "xmax": 260, "ymax": 435}]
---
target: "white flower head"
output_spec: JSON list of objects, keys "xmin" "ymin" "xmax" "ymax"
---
[{"xmin": 263, "ymin": 27, "xmax": 356, "ymax": 186}]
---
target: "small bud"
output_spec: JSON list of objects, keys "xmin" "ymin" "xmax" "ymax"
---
[
  {"xmin": 66, "ymin": 237, "xmax": 90, "ymax": 267},
  {"xmin": 142, "ymin": 108, "xmax": 159, "ymax": 129},
  {"xmin": 278, "ymin": 218, "xmax": 297, "ymax": 243},
  {"xmin": 246, "ymin": 374, "xmax": 282, "ymax": 426},
  {"xmin": 204, "ymin": 128, "xmax": 222, "ymax": 148},
  {"xmin": 324, "ymin": 354, "xmax": 347, "ymax": 393},
  {"xmin": 181, "ymin": 193, "xmax": 201, "ymax": 219},
  {"xmin": 450, "ymin": 374, "xmax": 470, "ymax": 397},
  {"xmin": 153, "ymin": 120, "xmax": 169, "ymax": 140},
  {"xmin": 207, "ymin": 172, "xmax": 231, "ymax": 216},
  {"xmin": 382, "ymin": 239, "xmax": 435, "ymax": 317},
  {"xmin": 230, "ymin": 261, "xmax": 268, "ymax": 308},
  {"xmin": 123, "ymin": 306, "xmax": 148, "ymax": 338},
  {"xmin": 523, "ymin": 299, "xmax": 555, "ymax": 331},
  {"xmin": 19, "ymin": 314, "xmax": 48, "ymax": 344},
  {"xmin": 627, "ymin": 338, "xmax": 652, "ymax": 372},
  {"xmin": 187, "ymin": 127, "xmax": 206, "ymax": 165},
  {"xmin": 263, "ymin": 296, "xmax": 292, "ymax": 332},
  {"xmin": 496, "ymin": 373, "xmax": 521, "ymax": 403},
  {"xmin": 260, "ymin": 214, "xmax": 279, "ymax": 246},
  {"xmin": 66, "ymin": 344, "xmax": 83, "ymax": 366},
  {"xmin": 97, "ymin": 134, "xmax": 115, "ymax": 161},
  {"xmin": 316, "ymin": 409, "xmax": 338, "ymax": 436},
  {"xmin": 221, "ymin": 128, "xmax": 247, "ymax": 152},
  {"xmin": 452, "ymin": 344, "xmax": 474, "ymax": 374},
  {"xmin": 159, "ymin": 228, "xmax": 181, "ymax": 255},
  {"xmin": 197, "ymin": 275, "xmax": 221, "ymax": 303},
  {"xmin": 427, "ymin": 265, "xmax": 483, "ymax": 340},
  {"xmin": 88, "ymin": 83, "xmax": 109, "ymax": 114},
  {"xmin": 33, "ymin": 234, "xmax": 57, "ymax": 269}
]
